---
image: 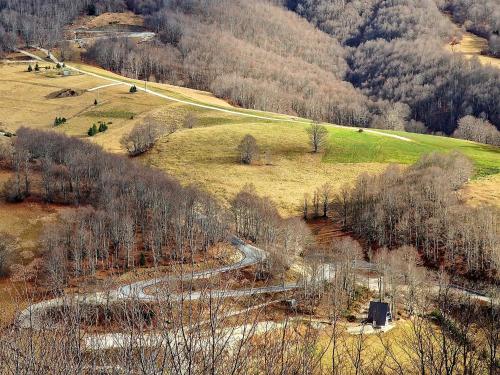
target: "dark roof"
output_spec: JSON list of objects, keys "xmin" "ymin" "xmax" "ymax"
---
[{"xmin": 367, "ymin": 301, "xmax": 390, "ymax": 326}]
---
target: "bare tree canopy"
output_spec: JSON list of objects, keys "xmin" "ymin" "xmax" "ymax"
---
[
  {"xmin": 183, "ymin": 112, "xmax": 198, "ymax": 129},
  {"xmin": 237, "ymin": 134, "xmax": 259, "ymax": 164},
  {"xmin": 307, "ymin": 122, "xmax": 329, "ymax": 153},
  {"xmin": 333, "ymin": 151, "xmax": 499, "ymax": 280},
  {"xmin": 453, "ymin": 116, "xmax": 500, "ymax": 146},
  {"xmin": 120, "ymin": 116, "xmax": 177, "ymax": 156}
]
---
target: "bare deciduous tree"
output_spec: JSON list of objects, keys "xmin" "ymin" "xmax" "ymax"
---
[
  {"xmin": 121, "ymin": 116, "xmax": 177, "ymax": 156},
  {"xmin": 453, "ymin": 115, "xmax": 500, "ymax": 146},
  {"xmin": 237, "ymin": 134, "xmax": 258, "ymax": 165},
  {"xmin": 183, "ymin": 112, "xmax": 198, "ymax": 129},
  {"xmin": 307, "ymin": 122, "xmax": 328, "ymax": 153}
]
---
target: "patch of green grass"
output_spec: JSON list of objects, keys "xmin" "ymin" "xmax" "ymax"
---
[
  {"xmin": 83, "ymin": 109, "xmax": 135, "ymax": 119},
  {"xmin": 323, "ymin": 128, "xmax": 500, "ymax": 177}
]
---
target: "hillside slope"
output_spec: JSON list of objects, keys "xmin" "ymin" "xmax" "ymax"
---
[
  {"xmin": 2, "ymin": 0, "xmax": 499, "ymax": 139},
  {"xmin": 1, "ymin": 60, "xmax": 498, "ymax": 215}
]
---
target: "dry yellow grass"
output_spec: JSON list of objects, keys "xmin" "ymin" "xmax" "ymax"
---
[
  {"xmin": 447, "ymin": 32, "xmax": 500, "ymax": 69},
  {"xmin": 0, "ymin": 64, "xmax": 174, "ymax": 152},
  {"xmin": 0, "ymin": 64, "xmax": 106, "ymax": 131},
  {"xmin": 69, "ymin": 62, "xmax": 234, "ymax": 108},
  {"xmin": 316, "ymin": 319, "xmax": 439, "ymax": 374},
  {"xmin": 0, "ymin": 63, "xmax": 237, "ymax": 154},
  {"xmin": 82, "ymin": 12, "xmax": 144, "ymax": 29},
  {"xmin": 462, "ymin": 174, "xmax": 500, "ymax": 208},
  {"xmin": 144, "ymin": 122, "xmax": 387, "ymax": 217}
]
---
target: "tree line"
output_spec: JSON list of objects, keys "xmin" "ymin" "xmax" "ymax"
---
[
  {"xmin": 0, "ymin": 127, "xmax": 228, "ymax": 292},
  {"xmin": 331, "ymin": 152, "xmax": 499, "ymax": 281}
]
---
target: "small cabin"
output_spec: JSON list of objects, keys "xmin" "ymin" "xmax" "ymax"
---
[{"xmin": 367, "ymin": 301, "xmax": 392, "ymax": 328}]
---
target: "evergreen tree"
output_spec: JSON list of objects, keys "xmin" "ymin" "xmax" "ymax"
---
[
  {"xmin": 98, "ymin": 122, "xmax": 108, "ymax": 132},
  {"xmin": 34, "ymin": 63, "xmax": 39, "ymax": 72},
  {"xmin": 88, "ymin": 124, "xmax": 98, "ymax": 136},
  {"xmin": 129, "ymin": 85, "xmax": 137, "ymax": 93},
  {"xmin": 54, "ymin": 117, "xmax": 67, "ymax": 126},
  {"xmin": 94, "ymin": 99, "xmax": 98, "ymax": 106},
  {"xmin": 27, "ymin": 64, "xmax": 32, "ymax": 72}
]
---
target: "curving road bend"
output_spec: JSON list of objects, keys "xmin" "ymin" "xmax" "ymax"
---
[
  {"xmin": 116, "ymin": 236, "xmax": 273, "ymax": 301},
  {"xmin": 17, "ymin": 236, "xmax": 295, "ymax": 329}
]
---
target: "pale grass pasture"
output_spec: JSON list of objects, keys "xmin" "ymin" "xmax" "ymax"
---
[
  {"xmin": 144, "ymin": 122, "xmax": 387, "ymax": 217},
  {"xmin": 448, "ymin": 32, "xmax": 500, "ymax": 69}
]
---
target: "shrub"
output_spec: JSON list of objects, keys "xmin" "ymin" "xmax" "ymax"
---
[
  {"xmin": 346, "ymin": 314, "xmax": 357, "ymax": 323},
  {"xmin": 0, "ymin": 234, "xmax": 14, "ymax": 277},
  {"xmin": 129, "ymin": 85, "xmax": 138, "ymax": 93},
  {"xmin": 27, "ymin": 64, "xmax": 32, "ymax": 72}
]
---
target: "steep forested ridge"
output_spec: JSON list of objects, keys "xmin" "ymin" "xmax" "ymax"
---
[{"xmin": 292, "ymin": 0, "xmax": 500, "ymax": 135}]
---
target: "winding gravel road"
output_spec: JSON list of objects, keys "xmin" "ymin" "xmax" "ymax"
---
[
  {"xmin": 18, "ymin": 236, "xmax": 296, "ymax": 329},
  {"xmin": 14, "ymin": 47, "xmax": 494, "ymax": 343},
  {"xmin": 116, "ymin": 236, "xmax": 274, "ymax": 301},
  {"xmin": 29, "ymin": 47, "xmax": 413, "ymax": 141}
]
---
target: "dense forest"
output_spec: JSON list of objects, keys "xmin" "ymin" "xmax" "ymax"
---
[
  {"xmin": 333, "ymin": 152, "xmax": 499, "ymax": 281},
  {"xmin": 291, "ymin": 0, "xmax": 500, "ymax": 136},
  {"xmin": 438, "ymin": 0, "xmax": 500, "ymax": 56},
  {"xmin": 1, "ymin": 0, "xmax": 499, "ymax": 139}
]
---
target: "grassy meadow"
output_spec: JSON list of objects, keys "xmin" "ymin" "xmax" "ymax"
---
[{"xmin": 0, "ymin": 60, "xmax": 499, "ymax": 217}]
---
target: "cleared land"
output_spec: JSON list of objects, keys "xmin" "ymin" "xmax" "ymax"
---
[
  {"xmin": 447, "ymin": 31, "xmax": 500, "ymax": 69},
  {"xmin": 462, "ymin": 174, "xmax": 500, "ymax": 208},
  {"xmin": 1, "ymin": 61, "xmax": 499, "ymax": 216},
  {"xmin": 72, "ymin": 12, "xmax": 144, "ymax": 30},
  {"xmin": 146, "ymin": 122, "xmax": 500, "ymax": 215}
]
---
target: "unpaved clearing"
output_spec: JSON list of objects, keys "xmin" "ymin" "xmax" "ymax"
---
[
  {"xmin": 447, "ymin": 32, "xmax": 500, "ymax": 69},
  {"xmin": 462, "ymin": 174, "xmax": 500, "ymax": 208},
  {"xmin": 72, "ymin": 12, "xmax": 144, "ymax": 30}
]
